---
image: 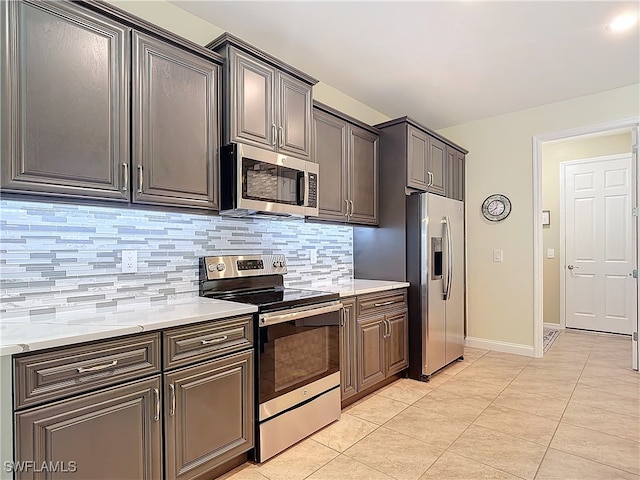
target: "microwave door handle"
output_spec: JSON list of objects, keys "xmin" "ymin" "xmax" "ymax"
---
[{"xmin": 297, "ymin": 171, "xmax": 306, "ymax": 206}]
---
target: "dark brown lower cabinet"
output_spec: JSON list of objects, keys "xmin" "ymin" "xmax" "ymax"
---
[
  {"xmin": 386, "ymin": 310, "xmax": 409, "ymax": 375},
  {"xmin": 164, "ymin": 350, "xmax": 254, "ymax": 480},
  {"xmin": 352, "ymin": 289, "xmax": 409, "ymax": 397},
  {"xmin": 339, "ymin": 298, "xmax": 357, "ymax": 401},
  {"xmin": 15, "ymin": 376, "xmax": 162, "ymax": 480},
  {"xmin": 356, "ymin": 314, "xmax": 386, "ymax": 391}
]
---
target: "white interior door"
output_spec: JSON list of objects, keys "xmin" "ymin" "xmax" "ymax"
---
[{"xmin": 563, "ymin": 155, "xmax": 636, "ymax": 335}]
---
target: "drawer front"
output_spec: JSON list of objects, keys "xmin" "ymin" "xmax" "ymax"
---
[
  {"xmin": 163, "ymin": 315, "xmax": 253, "ymax": 370},
  {"xmin": 357, "ymin": 289, "xmax": 407, "ymax": 317},
  {"xmin": 14, "ymin": 333, "xmax": 161, "ymax": 409}
]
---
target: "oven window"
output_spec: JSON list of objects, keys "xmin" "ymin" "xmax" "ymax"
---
[
  {"xmin": 242, "ymin": 158, "xmax": 302, "ymax": 205},
  {"xmin": 259, "ymin": 314, "xmax": 340, "ymax": 404}
]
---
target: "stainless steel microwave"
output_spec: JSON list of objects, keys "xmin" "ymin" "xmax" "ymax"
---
[{"xmin": 219, "ymin": 143, "xmax": 319, "ymax": 217}]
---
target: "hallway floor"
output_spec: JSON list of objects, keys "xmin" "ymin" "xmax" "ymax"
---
[{"xmin": 222, "ymin": 329, "xmax": 640, "ymax": 480}]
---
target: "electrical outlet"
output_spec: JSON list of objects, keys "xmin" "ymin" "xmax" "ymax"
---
[
  {"xmin": 310, "ymin": 249, "xmax": 318, "ymax": 263},
  {"xmin": 493, "ymin": 249, "xmax": 503, "ymax": 263},
  {"xmin": 122, "ymin": 250, "xmax": 137, "ymax": 273}
]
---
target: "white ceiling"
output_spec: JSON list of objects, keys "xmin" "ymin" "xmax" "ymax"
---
[{"xmin": 172, "ymin": 1, "xmax": 639, "ymax": 130}]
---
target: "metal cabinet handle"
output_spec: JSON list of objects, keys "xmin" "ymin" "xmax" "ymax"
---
[
  {"xmin": 153, "ymin": 388, "xmax": 160, "ymax": 422},
  {"xmin": 383, "ymin": 319, "xmax": 391, "ymax": 338},
  {"xmin": 278, "ymin": 126, "xmax": 284, "ymax": 148},
  {"xmin": 427, "ymin": 171, "xmax": 434, "ymax": 187},
  {"xmin": 374, "ymin": 301, "xmax": 395, "ymax": 307},
  {"xmin": 344, "ymin": 199, "xmax": 350, "ymax": 218},
  {"xmin": 169, "ymin": 384, "xmax": 176, "ymax": 417},
  {"xmin": 121, "ymin": 163, "xmax": 128, "ymax": 191},
  {"xmin": 349, "ymin": 200, "xmax": 354, "ymax": 217},
  {"xmin": 340, "ymin": 308, "xmax": 346, "ymax": 327},
  {"xmin": 137, "ymin": 165, "xmax": 143, "ymax": 193},
  {"xmin": 272, "ymin": 124, "xmax": 277, "ymax": 146},
  {"xmin": 567, "ymin": 265, "xmax": 579, "ymax": 270},
  {"xmin": 200, "ymin": 335, "xmax": 228, "ymax": 345},
  {"xmin": 77, "ymin": 360, "xmax": 117, "ymax": 373}
]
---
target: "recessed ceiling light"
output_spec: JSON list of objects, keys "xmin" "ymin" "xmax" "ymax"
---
[{"xmin": 607, "ymin": 13, "xmax": 638, "ymax": 32}]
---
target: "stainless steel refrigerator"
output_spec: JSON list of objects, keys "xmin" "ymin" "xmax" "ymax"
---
[{"xmin": 406, "ymin": 193, "xmax": 465, "ymax": 379}]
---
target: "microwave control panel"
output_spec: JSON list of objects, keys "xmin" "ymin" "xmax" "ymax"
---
[{"xmin": 308, "ymin": 173, "xmax": 318, "ymax": 207}]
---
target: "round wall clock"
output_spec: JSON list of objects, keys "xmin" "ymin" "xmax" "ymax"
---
[{"xmin": 481, "ymin": 194, "xmax": 511, "ymax": 222}]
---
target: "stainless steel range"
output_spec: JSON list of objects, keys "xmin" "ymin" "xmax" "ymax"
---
[{"xmin": 199, "ymin": 254, "xmax": 342, "ymax": 462}]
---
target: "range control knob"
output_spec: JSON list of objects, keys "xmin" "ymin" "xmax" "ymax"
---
[
  {"xmin": 216, "ymin": 263, "xmax": 226, "ymax": 272},
  {"xmin": 207, "ymin": 263, "xmax": 216, "ymax": 272},
  {"xmin": 273, "ymin": 261, "xmax": 285, "ymax": 268}
]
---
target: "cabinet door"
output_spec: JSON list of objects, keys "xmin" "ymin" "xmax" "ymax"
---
[
  {"xmin": 386, "ymin": 310, "xmax": 409, "ymax": 376},
  {"xmin": 446, "ymin": 146, "xmax": 457, "ymax": 200},
  {"xmin": 455, "ymin": 150, "xmax": 465, "ymax": 201},
  {"xmin": 132, "ymin": 32, "xmax": 219, "ymax": 210},
  {"xmin": 348, "ymin": 125, "xmax": 379, "ymax": 225},
  {"xmin": 277, "ymin": 72, "xmax": 312, "ymax": 160},
  {"xmin": 15, "ymin": 377, "xmax": 162, "ymax": 480},
  {"xmin": 427, "ymin": 137, "xmax": 447, "ymax": 196},
  {"xmin": 228, "ymin": 49, "xmax": 276, "ymax": 150},
  {"xmin": 313, "ymin": 109, "xmax": 348, "ymax": 221},
  {"xmin": 340, "ymin": 298, "xmax": 357, "ymax": 401},
  {"xmin": 407, "ymin": 125, "xmax": 429, "ymax": 191},
  {"xmin": 1, "ymin": 0, "xmax": 129, "ymax": 200},
  {"xmin": 164, "ymin": 350, "xmax": 254, "ymax": 480},
  {"xmin": 356, "ymin": 315, "xmax": 386, "ymax": 391}
]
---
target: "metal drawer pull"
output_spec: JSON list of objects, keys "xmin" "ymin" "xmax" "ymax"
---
[
  {"xmin": 153, "ymin": 388, "xmax": 160, "ymax": 422},
  {"xmin": 374, "ymin": 301, "xmax": 395, "ymax": 307},
  {"xmin": 169, "ymin": 384, "xmax": 176, "ymax": 417},
  {"xmin": 201, "ymin": 335, "xmax": 228, "ymax": 345},
  {"xmin": 77, "ymin": 360, "xmax": 118, "ymax": 373}
]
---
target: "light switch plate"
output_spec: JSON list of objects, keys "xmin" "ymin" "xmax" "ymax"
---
[
  {"xmin": 493, "ymin": 249, "xmax": 503, "ymax": 262},
  {"xmin": 547, "ymin": 248, "xmax": 555, "ymax": 259}
]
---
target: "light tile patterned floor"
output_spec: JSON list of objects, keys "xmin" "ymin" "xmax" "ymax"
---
[{"xmin": 221, "ymin": 329, "xmax": 640, "ymax": 480}]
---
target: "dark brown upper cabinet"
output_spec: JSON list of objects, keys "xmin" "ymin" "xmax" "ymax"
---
[
  {"xmin": 1, "ymin": 0, "xmax": 223, "ymax": 210},
  {"xmin": 208, "ymin": 33, "xmax": 317, "ymax": 161},
  {"xmin": 375, "ymin": 117, "xmax": 467, "ymax": 199},
  {"xmin": 313, "ymin": 102, "xmax": 379, "ymax": 226},
  {"xmin": 1, "ymin": 0, "xmax": 130, "ymax": 200},
  {"xmin": 132, "ymin": 31, "xmax": 219, "ymax": 210},
  {"xmin": 447, "ymin": 146, "xmax": 465, "ymax": 201}
]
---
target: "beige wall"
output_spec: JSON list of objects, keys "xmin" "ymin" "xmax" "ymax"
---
[
  {"xmin": 439, "ymin": 84, "xmax": 639, "ymax": 348},
  {"xmin": 542, "ymin": 133, "xmax": 632, "ymax": 325},
  {"xmin": 107, "ymin": 0, "xmax": 639, "ymax": 349},
  {"xmin": 106, "ymin": 0, "xmax": 390, "ymax": 126}
]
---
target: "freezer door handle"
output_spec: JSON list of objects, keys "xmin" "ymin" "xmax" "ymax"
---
[{"xmin": 444, "ymin": 215, "xmax": 453, "ymax": 300}]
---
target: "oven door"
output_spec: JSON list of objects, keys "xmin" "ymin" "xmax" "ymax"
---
[{"xmin": 257, "ymin": 301, "xmax": 342, "ymax": 419}]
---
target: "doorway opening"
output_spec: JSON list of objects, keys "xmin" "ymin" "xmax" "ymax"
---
[{"xmin": 533, "ymin": 118, "xmax": 639, "ymax": 369}]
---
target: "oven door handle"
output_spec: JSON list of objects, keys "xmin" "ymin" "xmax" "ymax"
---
[{"xmin": 259, "ymin": 301, "xmax": 343, "ymax": 327}]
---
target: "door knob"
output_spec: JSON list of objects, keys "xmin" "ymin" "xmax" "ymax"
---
[{"xmin": 567, "ymin": 265, "xmax": 579, "ymax": 270}]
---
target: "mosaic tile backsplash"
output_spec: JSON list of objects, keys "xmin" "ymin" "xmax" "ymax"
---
[{"xmin": 0, "ymin": 199, "xmax": 353, "ymax": 316}]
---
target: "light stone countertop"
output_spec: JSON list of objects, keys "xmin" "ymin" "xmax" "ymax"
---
[
  {"xmin": 0, "ymin": 297, "xmax": 257, "ymax": 356},
  {"xmin": 0, "ymin": 279, "xmax": 408, "ymax": 356},
  {"xmin": 309, "ymin": 278, "xmax": 410, "ymax": 298}
]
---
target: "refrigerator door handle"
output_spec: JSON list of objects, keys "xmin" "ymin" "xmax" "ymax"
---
[{"xmin": 444, "ymin": 215, "xmax": 453, "ymax": 300}]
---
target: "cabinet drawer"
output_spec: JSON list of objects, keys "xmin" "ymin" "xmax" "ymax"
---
[
  {"xmin": 357, "ymin": 289, "xmax": 407, "ymax": 317},
  {"xmin": 163, "ymin": 315, "xmax": 253, "ymax": 369},
  {"xmin": 14, "ymin": 333, "xmax": 161, "ymax": 409}
]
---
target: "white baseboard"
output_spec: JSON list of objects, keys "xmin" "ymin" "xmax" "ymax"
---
[
  {"xmin": 465, "ymin": 337, "xmax": 535, "ymax": 357},
  {"xmin": 544, "ymin": 323, "xmax": 564, "ymax": 330}
]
